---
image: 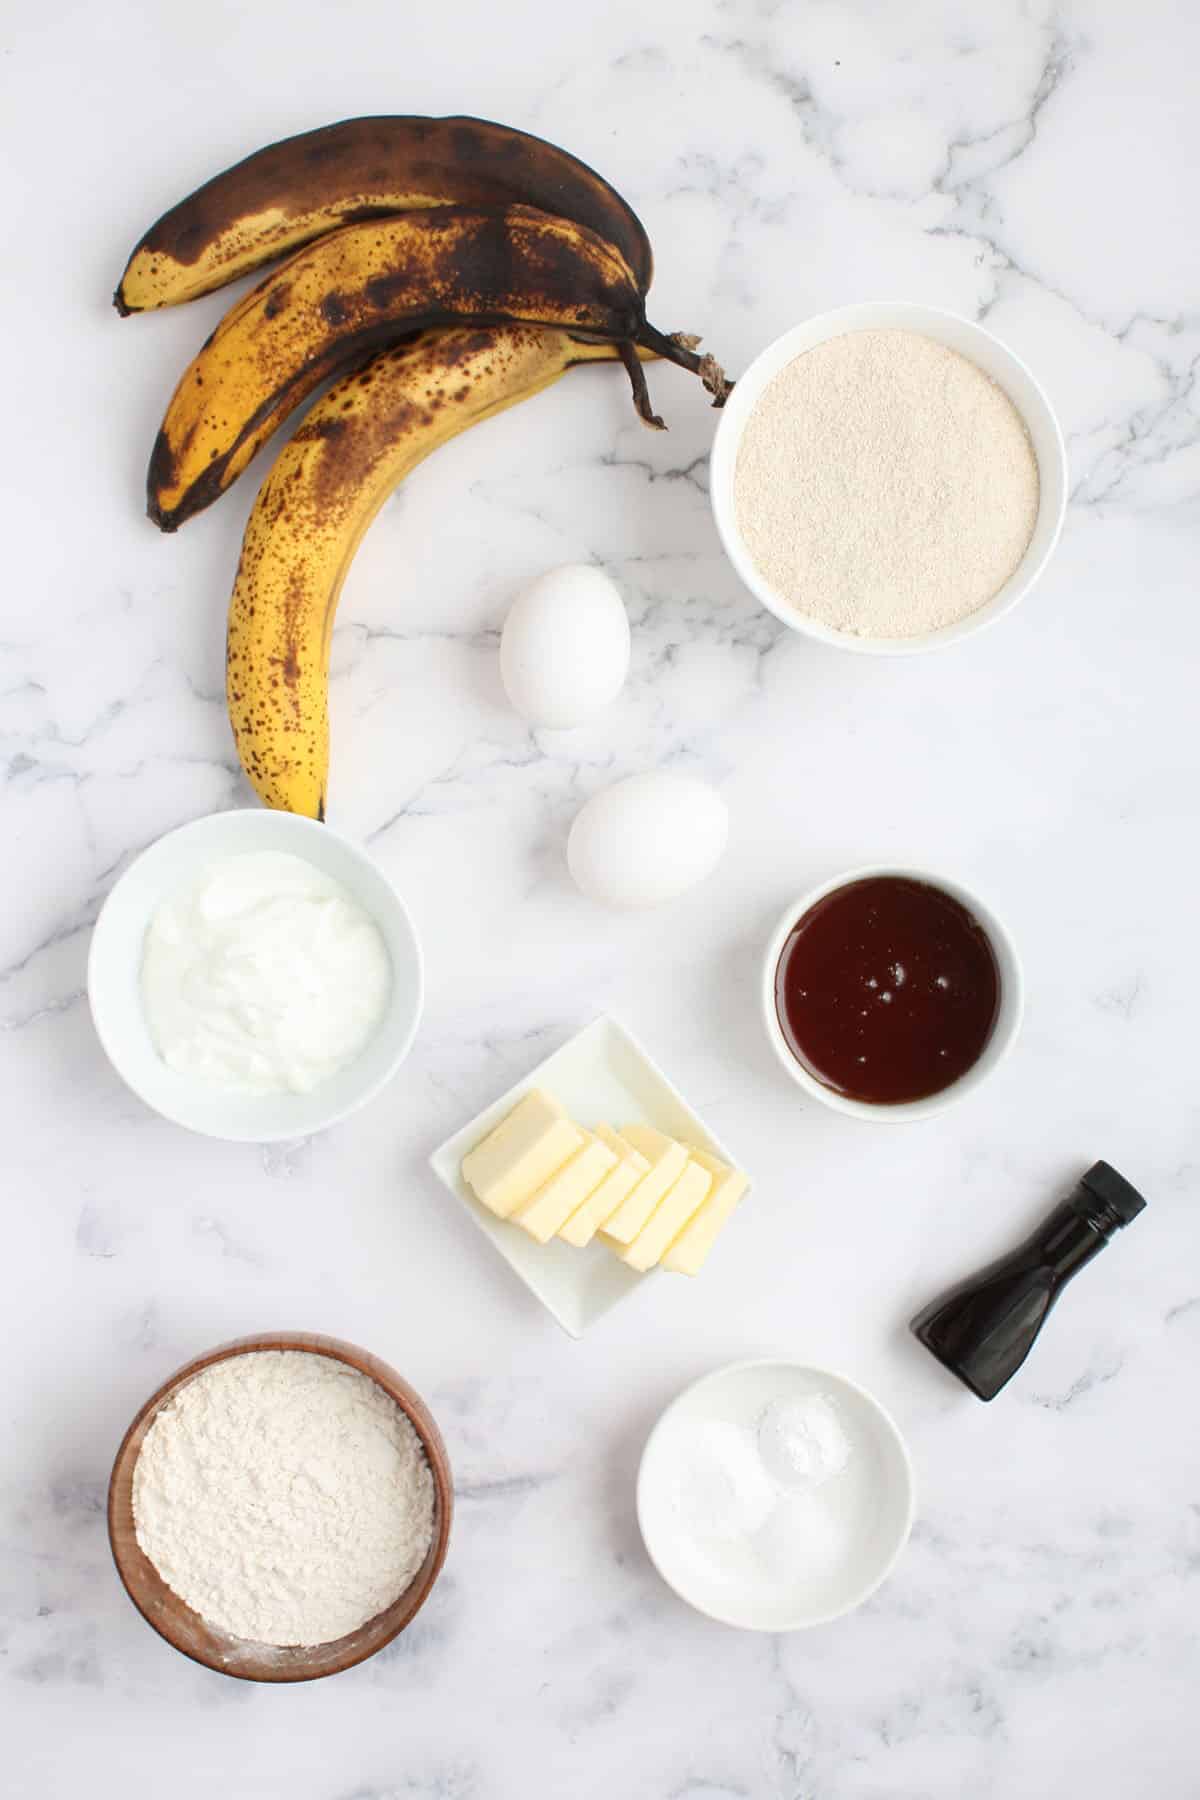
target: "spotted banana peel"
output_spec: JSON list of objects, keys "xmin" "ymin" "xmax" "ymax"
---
[
  {"xmin": 150, "ymin": 205, "xmax": 724, "ymax": 531},
  {"xmin": 115, "ymin": 114, "xmax": 655, "ymax": 312},
  {"xmin": 226, "ymin": 327, "xmax": 644, "ymax": 820}
]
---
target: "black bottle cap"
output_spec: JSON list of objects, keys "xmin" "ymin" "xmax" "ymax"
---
[{"xmin": 1079, "ymin": 1161, "xmax": 1147, "ymax": 1226}]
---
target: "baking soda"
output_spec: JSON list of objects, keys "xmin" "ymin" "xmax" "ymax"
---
[
  {"xmin": 757, "ymin": 1393, "xmax": 853, "ymax": 1491},
  {"xmin": 671, "ymin": 1388, "xmax": 864, "ymax": 1589},
  {"xmin": 672, "ymin": 1419, "xmax": 776, "ymax": 1541}
]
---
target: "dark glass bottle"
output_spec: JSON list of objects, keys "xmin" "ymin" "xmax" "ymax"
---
[{"xmin": 911, "ymin": 1161, "xmax": 1147, "ymax": 1400}]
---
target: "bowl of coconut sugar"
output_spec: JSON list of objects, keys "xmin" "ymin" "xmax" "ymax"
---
[{"xmin": 710, "ymin": 302, "xmax": 1067, "ymax": 654}]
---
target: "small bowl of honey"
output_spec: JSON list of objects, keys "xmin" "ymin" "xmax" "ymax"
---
[{"xmin": 762, "ymin": 866, "xmax": 1023, "ymax": 1121}]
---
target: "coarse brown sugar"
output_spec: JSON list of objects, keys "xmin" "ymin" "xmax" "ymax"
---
[{"xmin": 733, "ymin": 329, "xmax": 1039, "ymax": 639}]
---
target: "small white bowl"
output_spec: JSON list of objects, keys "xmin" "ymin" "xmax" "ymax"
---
[
  {"xmin": 762, "ymin": 865, "xmax": 1023, "ymax": 1122},
  {"xmin": 88, "ymin": 809, "xmax": 423, "ymax": 1142},
  {"xmin": 637, "ymin": 1359, "xmax": 915, "ymax": 1631},
  {"xmin": 710, "ymin": 301, "xmax": 1068, "ymax": 654}
]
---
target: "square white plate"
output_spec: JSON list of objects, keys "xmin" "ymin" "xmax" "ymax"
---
[{"xmin": 428, "ymin": 1015, "xmax": 750, "ymax": 1338}]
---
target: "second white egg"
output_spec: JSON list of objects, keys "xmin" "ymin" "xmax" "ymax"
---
[
  {"xmin": 568, "ymin": 771, "xmax": 729, "ymax": 909},
  {"xmin": 500, "ymin": 565, "xmax": 630, "ymax": 729}
]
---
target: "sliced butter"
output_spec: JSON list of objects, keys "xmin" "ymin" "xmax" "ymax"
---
[
  {"xmin": 511, "ymin": 1132, "xmax": 618, "ymax": 1244},
  {"xmin": 461, "ymin": 1089, "xmax": 582, "ymax": 1218},
  {"xmin": 595, "ymin": 1124, "xmax": 646, "ymax": 1166},
  {"xmin": 661, "ymin": 1149, "xmax": 749, "ymax": 1275},
  {"xmin": 559, "ymin": 1126, "xmax": 650, "ymax": 1247},
  {"xmin": 620, "ymin": 1157, "xmax": 713, "ymax": 1272},
  {"xmin": 601, "ymin": 1125, "xmax": 688, "ymax": 1245}
]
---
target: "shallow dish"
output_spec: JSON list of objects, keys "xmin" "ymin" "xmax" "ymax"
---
[
  {"xmin": 87, "ymin": 807, "xmax": 423, "ymax": 1141},
  {"xmin": 637, "ymin": 1359, "xmax": 914, "ymax": 1631},
  {"xmin": 761, "ymin": 864, "xmax": 1023, "ymax": 1122},
  {"xmin": 428, "ymin": 1015, "xmax": 749, "ymax": 1338},
  {"xmin": 108, "ymin": 1331, "xmax": 452, "ymax": 1682},
  {"xmin": 710, "ymin": 301, "xmax": 1068, "ymax": 654}
]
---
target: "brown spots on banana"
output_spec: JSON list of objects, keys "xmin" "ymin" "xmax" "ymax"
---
[
  {"xmin": 271, "ymin": 642, "xmax": 303, "ymax": 708},
  {"xmin": 149, "ymin": 209, "xmax": 660, "ymax": 528},
  {"xmin": 146, "ymin": 431, "xmax": 180, "ymax": 529},
  {"xmin": 226, "ymin": 327, "xmax": 605, "ymax": 817},
  {"xmin": 113, "ymin": 116, "xmax": 653, "ymax": 312}
]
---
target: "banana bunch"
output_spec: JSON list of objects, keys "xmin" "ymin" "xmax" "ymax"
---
[
  {"xmin": 148, "ymin": 205, "xmax": 679, "ymax": 531},
  {"xmin": 118, "ymin": 115, "xmax": 728, "ymax": 816}
]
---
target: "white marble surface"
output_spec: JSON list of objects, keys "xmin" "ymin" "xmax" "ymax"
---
[{"xmin": 3, "ymin": 1, "xmax": 1197, "ymax": 1793}]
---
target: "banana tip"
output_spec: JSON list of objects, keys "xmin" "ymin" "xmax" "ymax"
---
[{"xmin": 113, "ymin": 287, "xmax": 133, "ymax": 318}]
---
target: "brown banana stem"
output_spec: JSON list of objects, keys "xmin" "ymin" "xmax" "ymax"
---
[
  {"xmin": 619, "ymin": 340, "xmax": 666, "ymax": 430},
  {"xmin": 636, "ymin": 323, "xmax": 732, "ymax": 408}
]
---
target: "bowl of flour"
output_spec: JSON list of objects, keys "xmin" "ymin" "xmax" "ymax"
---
[
  {"xmin": 710, "ymin": 302, "xmax": 1067, "ymax": 653},
  {"xmin": 108, "ymin": 1333, "xmax": 452, "ymax": 1681}
]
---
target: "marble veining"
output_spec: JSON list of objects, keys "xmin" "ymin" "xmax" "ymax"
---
[{"xmin": 3, "ymin": 0, "xmax": 1197, "ymax": 1794}]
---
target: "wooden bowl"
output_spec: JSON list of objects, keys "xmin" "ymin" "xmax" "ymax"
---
[{"xmin": 108, "ymin": 1331, "xmax": 453, "ymax": 1682}]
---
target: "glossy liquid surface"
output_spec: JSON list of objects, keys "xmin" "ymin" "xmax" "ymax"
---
[{"xmin": 775, "ymin": 876, "xmax": 1000, "ymax": 1104}]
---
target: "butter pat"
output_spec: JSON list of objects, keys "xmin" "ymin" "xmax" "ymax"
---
[
  {"xmin": 620, "ymin": 1157, "xmax": 713, "ymax": 1272},
  {"xmin": 512, "ymin": 1132, "xmax": 618, "ymax": 1244},
  {"xmin": 601, "ymin": 1125, "xmax": 688, "ymax": 1245},
  {"xmin": 559, "ymin": 1126, "xmax": 650, "ymax": 1247},
  {"xmin": 595, "ymin": 1123, "xmax": 645, "ymax": 1165},
  {"xmin": 661, "ymin": 1149, "xmax": 749, "ymax": 1275},
  {"xmin": 461, "ymin": 1089, "xmax": 582, "ymax": 1218}
]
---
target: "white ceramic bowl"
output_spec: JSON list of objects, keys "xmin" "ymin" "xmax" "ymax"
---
[
  {"xmin": 710, "ymin": 301, "xmax": 1068, "ymax": 654},
  {"xmin": 762, "ymin": 864, "xmax": 1023, "ymax": 1122},
  {"xmin": 88, "ymin": 809, "xmax": 423, "ymax": 1141},
  {"xmin": 637, "ymin": 1359, "xmax": 915, "ymax": 1631}
]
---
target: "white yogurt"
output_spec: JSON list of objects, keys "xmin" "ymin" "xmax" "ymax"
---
[{"xmin": 141, "ymin": 851, "xmax": 391, "ymax": 1095}]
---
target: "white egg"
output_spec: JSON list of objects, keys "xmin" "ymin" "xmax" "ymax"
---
[
  {"xmin": 567, "ymin": 771, "xmax": 729, "ymax": 909},
  {"xmin": 500, "ymin": 565, "xmax": 630, "ymax": 728}
]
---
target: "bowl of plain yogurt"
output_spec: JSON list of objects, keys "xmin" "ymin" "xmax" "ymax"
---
[{"xmin": 87, "ymin": 809, "xmax": 423, "ymax": 1140}]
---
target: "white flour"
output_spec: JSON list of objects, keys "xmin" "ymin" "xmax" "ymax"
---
[
  {"xmin": 734, "ymin": 328, "xmax": 1039, "ymax": 637},
  {"xmin": 133, "ymin": 1351, "xmax": 435, "ymax": 1647}
]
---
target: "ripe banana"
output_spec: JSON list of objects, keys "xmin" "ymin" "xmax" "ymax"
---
[
  {"xmin": 227, "ymin": 327, "xmax": 629, "ymax": 820},
  {"xmin": 116, "ymin": 114, "xmax": 653, "ymax": 314},
  {"xmin": 150, "ymin": 205, "xmax": 722, "ymax": 532}
]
